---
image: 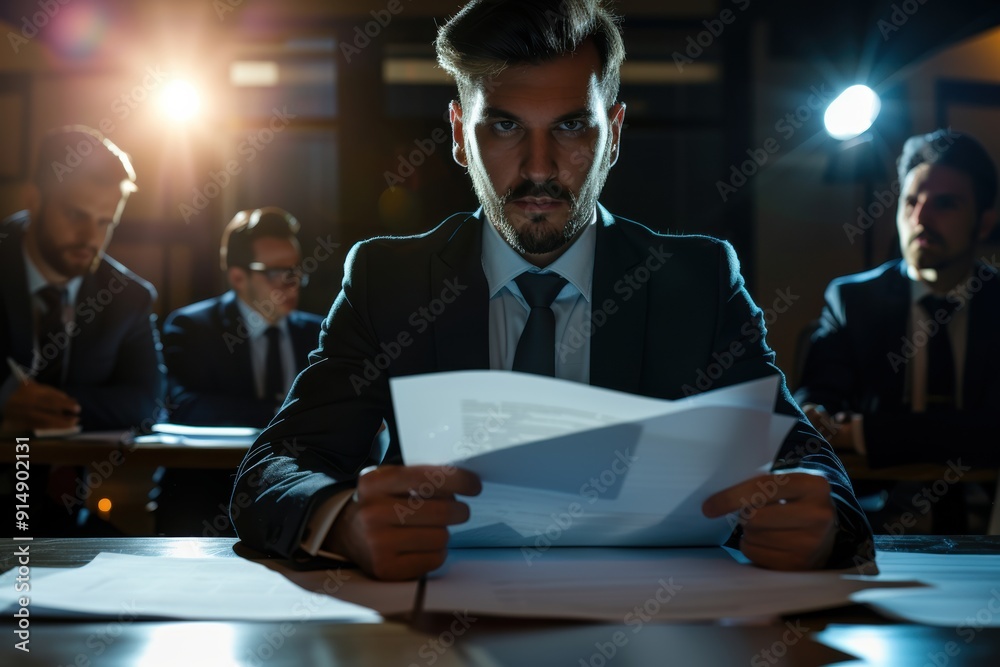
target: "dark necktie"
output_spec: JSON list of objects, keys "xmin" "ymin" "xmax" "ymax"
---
[
  {"xmin": 35, "ymin": 285, "xmax": 68, "ymax": 387},
  {"xmin": 512, "ymin": 273, "xmax": 567, "ymax": 376},
  {"xmin": 918, "ymin": 294, "xmax": 957, "ymax": 412},
  {"xmin": 263, "ymin": 326, "xmax": 285, "ymax": 403}
]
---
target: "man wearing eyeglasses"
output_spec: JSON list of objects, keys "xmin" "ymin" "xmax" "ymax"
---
[{"xmin": 162, "ymin": 207, "xmax": 323, "ymax": 427}]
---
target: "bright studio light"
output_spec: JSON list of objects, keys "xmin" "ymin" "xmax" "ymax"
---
[
  {"xmin": 824, "ymin": 85, "xmax": 881, "ymax": 141},
  {"xmin": 159, "ymin": 79, "xmax": 201, "ymax": 121}
]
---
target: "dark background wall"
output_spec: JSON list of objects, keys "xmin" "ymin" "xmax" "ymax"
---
[{"xmin": 1, "ymin": 0, "xmax": 998, "ymax": 385}]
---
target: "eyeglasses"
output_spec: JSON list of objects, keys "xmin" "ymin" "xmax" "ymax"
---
[{"xmin": 247, "ymin": 262, "xmax": 309, "ymax": 287}]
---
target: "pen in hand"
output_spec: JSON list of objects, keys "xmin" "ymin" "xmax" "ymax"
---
[{"xmin": 5, "ymin": 356, "xmax": 81, "ymax": 424}]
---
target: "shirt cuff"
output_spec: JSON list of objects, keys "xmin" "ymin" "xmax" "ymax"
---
[{"xmin": 300, "ymin": 488, "xmax": 354, "ymax": 561}]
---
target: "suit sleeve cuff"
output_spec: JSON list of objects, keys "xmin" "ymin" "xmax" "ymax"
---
[{"xmin": 300, "ymin": 488, "xmax": 354, "ymax": 561}]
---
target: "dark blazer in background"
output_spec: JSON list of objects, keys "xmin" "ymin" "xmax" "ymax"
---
[
  {"xmin": 162, "ymin": 291, "xmax": 323, "ymax": 427},
  {"xmin": 0, "ymin": 212, "xmax": 163, "ymax": 430},
  {"xmin": 232, "ymin": 205, "xmax": 873, "ymax": 567},
  {"xmin": 795, "ymin": 259, "xmax": 1000, "ymax": 468}
]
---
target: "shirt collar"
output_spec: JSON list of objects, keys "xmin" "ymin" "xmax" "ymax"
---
[
  {"xmin": 234, "ymin": 295, "xmax": 288, "ymax": 339},
  {"xmin": 480, "ymin": 208, "xmax": 596, "ymax": 301},
  {"xmin": 23, "ymin": 247, "xmax": 83, "ymax": 305},
  {"xmin": 904, "ymin": 263, "xmax": 971, "ymax": 305}
]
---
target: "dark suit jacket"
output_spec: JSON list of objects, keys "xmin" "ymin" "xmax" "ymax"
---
[
  {"xmin": 162, "ymin": 291, "xmax": 323, "ymax": 427},
  {"xmin": 233, "ymin": 206, "xmax": 872, "ymax": 566},
  {"xmin": 795, "ymin": 259, "xmax": 1000, "ymax": 468},
  {"xmin": 0, "ymin": 212, "xmax": 163, "ymax": 430}
]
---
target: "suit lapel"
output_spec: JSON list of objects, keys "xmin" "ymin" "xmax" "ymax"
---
[
  {"xmin": 590, "ymin": 206, "xmax": 647, "ymax": 393},
  {"xmin": 431, "ymin": 214, "xmax": 490, "ymax": 371},
  {"xmin": 870, "ymin": 262, "xmax": 911, "ymax": 411}
]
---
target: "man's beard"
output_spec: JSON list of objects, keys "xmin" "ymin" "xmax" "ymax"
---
[
  {"xmin": 36, "ymin": 208, "xmax": 98, "ymax": 278},
  {"xmin": 470, "ymin": 150, "xmax": 612, "ymax": 256}
]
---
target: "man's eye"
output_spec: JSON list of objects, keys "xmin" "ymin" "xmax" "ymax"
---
[
  {"xmin": 492, "ymin": 120, "xmax": 519, "ymax": 134},
  {"xmin": 559, "ymin": 120, "xmax": 586, "ymax": 132}
]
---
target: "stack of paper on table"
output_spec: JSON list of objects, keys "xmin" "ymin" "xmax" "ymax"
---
[
  {"xmin": 390, "ymin": 372, "xmax": 798, "ymax": 548},
  {"xmin": 0, "ymin": 552, "xmax": 409, "ymax": 621},
  {"xmin": 132, "ymin": 423, "xmax": 261, "ymax": 446}
]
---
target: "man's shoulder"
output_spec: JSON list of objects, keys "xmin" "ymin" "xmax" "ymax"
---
[
  {"xmin": 356, "ymin": 212, "xmax": 476, "ymax": 253},
  {"xmin": 289, "ymin": 309, "xmax": 324, "ymax": 328},
  {"xmin": 0, "ymin": 212, "xmax": 28, "ymax": 262},
  {"xmin": 603, "ymin": 210, "xmax": 739, "ymax": 274},
  {"xmin": 93, "ymin": 255, "xmax": 158, "ymax": 304},
  {"xmin": 608, "ymin": 213, "xmax": 731, "ymax": 251},
  {"xmin": 826, "ymin": 260, "xmax": 903, "ymax": 293},
  {"xmin": 165, "ymin": 294, "xmax": 228, "ymax": 326}
]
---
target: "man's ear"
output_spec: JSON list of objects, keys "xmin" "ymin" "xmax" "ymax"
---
[
  {"xmin": 607, "ymin": 102, "xmax": 626, "ymax": 168},
  {"xmin": 450, "ymin": 101, "xmax": 468, "ymax": 168},
  {"xmin": 228, "ymin": 266, "xmax": 247, "ymax": 293},
  {"xmin": 977, "ymin": 208, "xmax": 997, "ymax": 242}
]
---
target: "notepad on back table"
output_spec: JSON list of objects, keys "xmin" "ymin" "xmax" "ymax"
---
[{"xmin": 390, "ymin": 372, "xmax": 797, "ymax": 548}]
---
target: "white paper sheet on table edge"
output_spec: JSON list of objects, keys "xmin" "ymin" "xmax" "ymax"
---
[{"xmin": 0, "ymin": 552, "xmax": 401, "ymax": 621}]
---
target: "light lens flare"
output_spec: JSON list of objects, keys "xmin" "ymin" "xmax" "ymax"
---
[
  {"xmin": 159, "ymin": 80, "xmax": 201, "ymax": 122},
  {"xmin": 824, "ymin": 85, "xmax": 881, "ymax": 141}
]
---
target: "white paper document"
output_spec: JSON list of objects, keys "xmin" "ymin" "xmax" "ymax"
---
[
  {"xmin": 849, "ymin": 551, "xmax": 1000, "ymax": 626},
  {"xmin": 132, "ymin": 423, "xmax": 261, "ymax": 446},
  {"xmin": 391, "ymin": 372, "xmax": 797, "ymax": 547},
  {"xmin": 0, "ymin": 552, "xmax": 395, "ymax": 621},
  {"xmin": 423, "ymin": 548, "xmax": 910, "ymax": 622}
]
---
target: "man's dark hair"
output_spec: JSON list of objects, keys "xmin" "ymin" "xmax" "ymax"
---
[
  {"xmin": 33, "ymin": 124, "xmax": 137, "ymax": 197},
  {"xmin": 221, "ymin": 207, "xmax": 301, "ymax": 271},
  {"xmin": 897, "ymin": 129, "xmax": 998, "ymax": 216},
  {"xmin": 435, "ymin": 0, "xmax": 625, "ymax": 109}
]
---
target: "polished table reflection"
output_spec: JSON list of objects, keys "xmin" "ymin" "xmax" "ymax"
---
[{"xmin": 2, "ymin": 535, "xmax": 999, "ymax": 666}]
